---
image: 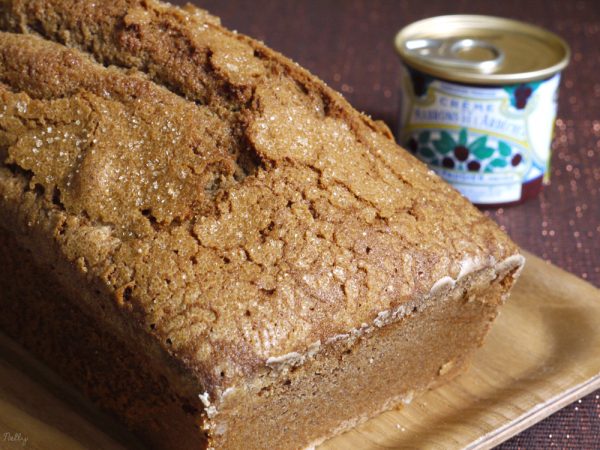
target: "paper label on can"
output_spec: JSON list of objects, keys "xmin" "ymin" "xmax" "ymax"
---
[{"xmin": 400, "ymin": 67, "xmax": 560, "ymax": 204}]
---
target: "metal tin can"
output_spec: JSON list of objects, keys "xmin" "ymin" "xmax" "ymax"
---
[{"xmin": 394, "ymin": 15, "xmax": 570, "ymax": 206}]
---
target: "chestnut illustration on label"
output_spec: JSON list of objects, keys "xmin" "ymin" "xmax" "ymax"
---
[{"xmin": 406, "ymin": 128, "xmax": 524, "ymax": 174}]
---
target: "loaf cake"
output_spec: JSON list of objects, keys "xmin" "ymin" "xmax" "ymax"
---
[{"xmin": 0, "ymin": 1, "xmax": 525, "ymax": 448}]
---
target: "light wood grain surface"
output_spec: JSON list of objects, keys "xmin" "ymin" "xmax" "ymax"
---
[{"xmin": 0, "ymin": 251, "xmax": 599, "ymax": 449}]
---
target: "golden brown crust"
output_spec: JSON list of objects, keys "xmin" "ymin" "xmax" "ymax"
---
[
  {"xmin": 0, "ymin": 228, "xmax": 208, "ymax": 449},
  {"xmin": 0, "ymin": 0, "xmax": 520, "ymax": 410}
]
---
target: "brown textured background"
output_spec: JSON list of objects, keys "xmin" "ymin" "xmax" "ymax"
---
[{"xmin": 181, "ymin": 0, "xmax": 600, "ymax": 447}]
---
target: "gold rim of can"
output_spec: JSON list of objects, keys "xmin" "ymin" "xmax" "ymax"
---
[{"xmin": 394, "ymin": 15, "xmax": 570, "ymax": 85}]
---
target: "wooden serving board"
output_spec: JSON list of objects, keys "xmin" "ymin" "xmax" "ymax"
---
[{"xmin": 0, "ymin": 251, "xmax": 599, "ymax": 449}]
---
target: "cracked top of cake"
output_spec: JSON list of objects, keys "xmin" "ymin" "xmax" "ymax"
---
[{"xmin": 0, "ymin": 0, "xmax": 519, "ymax": 391}]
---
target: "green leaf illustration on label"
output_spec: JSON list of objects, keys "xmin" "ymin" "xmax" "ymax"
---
[
  {"xmin": 473, "ymin": 146, "xmax": 495, "ymax": 159},
  {"xmin": 419, "ymin": 147, "xmax": 435, "ymax": 158},
  {"xmin": 498, "ymin": 141, "xmax": 512, "ymax": 157},
  {"xmin": 406, "ymin": 127, "xmax": 524, "ymax": 174},
  {"xmin": 433, "ymin": 131, "xmax": 455, "ymax": 154},
  {"xmin": 469, "ymin": 136, "xmax": 487, "ymax": 151},
  {"xmin": 486, "ymin": 158, "xmax": 509, "ymax": 172},
  {"xmin": 459, "ymin": 128, "xmax": 467, "ymax": 146}
]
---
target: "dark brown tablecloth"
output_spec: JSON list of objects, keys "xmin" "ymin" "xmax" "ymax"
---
[{"xmin": 181, "ymin": 1, "xmax": 600, "ymax": 447}]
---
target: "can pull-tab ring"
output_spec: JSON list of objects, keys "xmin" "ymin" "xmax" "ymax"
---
[{"xmin": 404, "ymin": 38, "xmax": 504, "ymax": 73}]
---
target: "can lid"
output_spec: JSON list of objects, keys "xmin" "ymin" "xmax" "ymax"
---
[{"xmin": 394, "ymin": 15, "xmax": 570, "ymax": 84}]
